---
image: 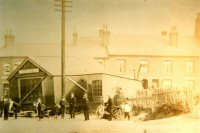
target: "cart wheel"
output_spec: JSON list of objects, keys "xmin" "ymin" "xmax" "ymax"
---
[
  {"xmin": 96, "ymin": 105, "xmax": 104, "ymax": 118},
  {"xmin": 114, "ymin": 108, "xmax": 123, "ymax": 120}
]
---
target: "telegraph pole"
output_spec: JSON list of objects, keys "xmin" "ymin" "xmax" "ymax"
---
[
  {"xmin": 61, "ymin": 0, "xmax": 66, "ymax": 97},
  {"xmin": 55, "ymin": 0, "xmax": 73, "ymax": 97}
]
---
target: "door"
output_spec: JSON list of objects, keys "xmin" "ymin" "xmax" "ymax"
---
[{"xmin": 20, "ymin": 78, "xmax": 43, "ymax": 106}]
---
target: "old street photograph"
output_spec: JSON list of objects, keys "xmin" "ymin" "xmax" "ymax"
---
[{"xmin": 0, "ymin": 0, "xmax": 200, "ymax": 133}]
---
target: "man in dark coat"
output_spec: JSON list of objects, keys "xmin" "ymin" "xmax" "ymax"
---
[
  {"xmin": 106, "ymin": 95, "xmax": 116, "ymax": 121},
  {"xmin": 59, "ymin": 96, "xmax": 67, "ymax": 119},
  {"xmin": 83, "ymin": 92, "xmax": 89, "ymax": 121},
  {"xmin": 37, "ymin": 98, "xmax": 43, "ymax": 120},
  {"xmin": 11, "ymin": 100, "xmax": 19, "ymax": 119},
  {"xmin": 0, "ymin": 96, "xmax": 4, "ymax": 117},
  {"xmin": 4, "ymin": 98, "xmax": 10, "ymax": 120},
  {"xmin": 69, "ymin": 92, "xmax": 76, "ymax": 118}
]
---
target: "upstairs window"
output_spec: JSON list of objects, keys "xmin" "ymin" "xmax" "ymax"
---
[
  {"xmin": 186, "ymin": 61, "xmax": 194, "ymax": 74},
  {"xmin": 117, "ymin": 59, "xmax": 126, "ymax": 73},
  {"xmin": 3, "ymin": 63, "xmax": 11, "ymax": 76},
  {"xmin": 140, "ymin": 60, "xmax": 149, "ymax": 73},
  {"xmin": 164, "ymin": 60, "xmax": 172, "ymax": 73}
]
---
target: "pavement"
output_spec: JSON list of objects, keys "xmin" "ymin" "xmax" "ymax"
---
[{"xmin": 0, "ymin": 113, "xmax": 199, "ymax": 133}]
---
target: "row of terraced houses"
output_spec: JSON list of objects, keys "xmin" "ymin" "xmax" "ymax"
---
[{"xmin": 0, "ymin": 13, "xmax": 199, "ymax": 110}]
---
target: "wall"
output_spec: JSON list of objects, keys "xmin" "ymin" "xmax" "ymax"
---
[
  {"xmin": 43, "ymin": 76, "xmax": 55, "ymax": 108},
  {"xmin": 0, "ymin": 57, "xmax": 25, "ymax": 96},
  {"xmin": 102, "ymin": 74, "xmax": 142, "ymax": 101},
  {"xmin": 105, "ymin": 55, "xmax": 200, "ymax": 91},
  {"xmin": 53, "ymin": 76, "xmax": 62, "ymax": 103}
]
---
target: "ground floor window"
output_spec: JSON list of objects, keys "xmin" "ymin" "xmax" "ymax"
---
[
  {"xmin": 162, "ymin": 79, "xmax": 172, "ymax": 89},
  {"xmin": 92, "ymin": 80, "xmax": 102, "ymax": 96},
  {"xmin": 185, "ymin": 80, "xmax": 194, "ymax": 89},
  {"xmin": 152, "ymin": 79, "xmax": 159, "ymax": 89},
  {"xmin": 88, "ymin": 80, "xmax": 102, "ymax": 98}
]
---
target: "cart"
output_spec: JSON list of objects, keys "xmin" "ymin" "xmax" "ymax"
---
[{"xmin": 96, "ymin": 102, "xmax": 123, "ymax": 120}]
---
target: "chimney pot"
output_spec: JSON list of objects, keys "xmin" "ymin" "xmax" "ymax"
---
[
  {"xmin": 4, "ymin": 31, "xmax": 15, "ymax": 48},
  {"xmin": 73, "ymin": 32, "xmax": 78, "ymax": 46},
  {"xmin": 169, "ymin": 26, "xmax": 178, "ymax": 47},
  {"xmin": 195, "ymin": 13, "xmax": 200, "ymax": 39}
]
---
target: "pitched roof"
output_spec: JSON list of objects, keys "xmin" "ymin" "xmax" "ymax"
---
[
  {"xmin": 7, "ymin": 57, "xmax": 53, "ymax": 80},
  {"xmin": 108, "ymin": 35, "xmax": 200, "ymax": 56},
  {"xmin": 29, "ymin": 56, "xmax": 107, "ymax": 76},
  {"xmin": 0, "ymin": 37, "xmax": 108, "ymax": 58}
]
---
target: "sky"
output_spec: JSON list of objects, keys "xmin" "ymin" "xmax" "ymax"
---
[{"xmin": 0, "ymin": 0, "xmax": 200, "ymax": 46}]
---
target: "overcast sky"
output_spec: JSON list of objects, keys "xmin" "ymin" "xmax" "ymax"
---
[{"xmin": 0, "ymin": 0, "xmax": 200, "ymax": 46}]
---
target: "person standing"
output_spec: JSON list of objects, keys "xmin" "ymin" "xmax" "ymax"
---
[
  {"xmin": 36, "ymin": 98, "xmax": 42, "ymax": 120},
  {"xmin": 69, "ymin": 92, "xmax": 76, "ymax": 119},
  {"xmin": 54, "ymin": 103, "xmax": 60, "ymax": 119},
  {"xmin": 83, "ymin": 92, "xmax": 89, "ymax": 121},
  {"xmin": 13, "ymin": 102, "xmax": 19, "ymax": 119},
  {"xmin": 4, "ymin": 98, "xmax": 10, "ymax": 120},
  {"xmin": 59, "ymin": 96, "xmax": 67, "ymax": 119},
  {"xmin": 123, "ymin": 101, "xmax": 131, "ymax": 120},
  {"xmin": 106, "ymin": 95, "xmax": 116, "ymax": 121},
  {"xmin": 0, "ymin": 96, "xmax": 4, "ymax": 117}
]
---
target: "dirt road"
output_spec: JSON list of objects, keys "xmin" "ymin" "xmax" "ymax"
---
[{"xmin": 0, "ymin": 114, "xmax": 199, "ymax": 133}]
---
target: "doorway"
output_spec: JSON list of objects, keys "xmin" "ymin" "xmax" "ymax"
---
[{"xmin": 19, "ymin": 78, "xmax": 43, "ymax": 110}]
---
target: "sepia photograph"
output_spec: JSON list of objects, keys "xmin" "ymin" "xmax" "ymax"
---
[{"xmin": 0, "ymin": 0, "xmax": 200, "ymax": 133}]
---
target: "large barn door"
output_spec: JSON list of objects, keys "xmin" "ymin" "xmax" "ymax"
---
[{"xmin": 19, "ymin": 78, "xmax": 43, "ymax": 110}]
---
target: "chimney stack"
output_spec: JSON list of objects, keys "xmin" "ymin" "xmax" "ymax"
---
[
  {"xmin": 4, "ymin": 30, "xmax": 15, "ymax": 48},
  {"xmin": 99, "ymin": 24, "xmax": 110, "ymax": 47},
  {"xmin": 72, "ymin": 27, "xmax": 78, "ymax": 46},
  {"xmin": 195, "ymin": 13, "xmax": 200, "ymax": 39},
  {"xmin": 169, "ymin": 26, "xmax": 178, "ymax": 47}
]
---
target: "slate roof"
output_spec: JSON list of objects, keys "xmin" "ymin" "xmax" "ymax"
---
[
  {"xmin": 0, "ymin": 37, "xmax": 108, "ymax": 58},
  {"xmin": 108, "ymin": 35, "xmax": 200, "ymax": 56},
  {"xmin": 29, "ymin": 56, "xmax": 107, "ymax": 76}
]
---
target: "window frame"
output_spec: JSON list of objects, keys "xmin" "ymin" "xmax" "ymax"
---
[
  {"xmin": 185, "ymin": 60, "xmax": 194, "ymax": 74},
  {"xmin": 162, "ymin": 79, "xmax": 172, "ymax": 89},
  {"xmin": 163, "ymin": 60, "xmax": 173, "ymax": 73},
  {"xmin": 140, "ymin": 59, "xmax": 149, "ymax": 74},
  {"xmin": 117, "ymin": 59, "xmax": 126, "ymax": 73}
]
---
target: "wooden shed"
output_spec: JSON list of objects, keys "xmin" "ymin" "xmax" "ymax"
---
[{"xmin": 7, "ymin": 58, "xmax": 54, "ymax": 110}]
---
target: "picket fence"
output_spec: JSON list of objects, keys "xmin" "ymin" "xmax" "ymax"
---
[{"xmin": 132, "ymin": 88, "xmax": 193, "ymax": 112}]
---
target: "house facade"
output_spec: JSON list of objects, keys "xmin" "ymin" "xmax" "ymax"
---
[{"xmin": 0, "ymin": 13, "xmax": 199, "ymax": 109}]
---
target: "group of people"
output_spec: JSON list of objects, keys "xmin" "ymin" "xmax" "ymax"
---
[
  {"xmin": 0, "ymin": 96, "xmax": 19, "ymax": 120},
  {"xmin": 105, "ymin": 96, "xmax": 132, "ymax": 121},
  {"xmin": 1, "ymin": 92, "xmax": 132, "ymax": 121},
  {"xmin": 51, "ymin": 91, "xmax": 89, "ymax": 121},
  {"xmin": 58, "ymin": 92, "xmax": 77, "ymax": 119}
]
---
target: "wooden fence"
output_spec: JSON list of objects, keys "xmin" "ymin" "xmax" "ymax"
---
[{"xmin": 132, "ymin": 88, "xmax": 193, "ymax": 112}]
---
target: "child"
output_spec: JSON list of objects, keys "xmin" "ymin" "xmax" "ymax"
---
[
  {"xmin": 123, "ymin": 102, "xmax": 132, "ymax": 120},
  {"xmin": 54, "ymin": 104, "xmax": 60, "ymax": 119}
]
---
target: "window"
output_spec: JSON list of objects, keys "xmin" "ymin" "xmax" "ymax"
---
[
  {"xmin": 92, "ymin": 80, "xmax": 102, "ymax": 96},
  {"xmin": 185, "ymin": 80, "xmax": 194, "ymax": 89},
  {"xmin": 140, "ymin": 60, "xmax": 149, "ymax": 73},
  {"xmin": 3, "ymin": 63, "xmax": 11, "ymax": 76},
  {"xmin": 162, "ymin": 79, "xmax": 172, "ymax": 89},
  {"xmin": 164, "ymin": 60, "xmax": 172, "ymax": 73},
  {"xmin": 186, "ymin": 61, "xmax": 194, "ymax": 73},
  {"xmin": 152, "ymin": 79, "xmax": 159, "ymax": 89},
  {"xmin": 117, "ymin": 59, "xmax": 126, "ymax": 73}
]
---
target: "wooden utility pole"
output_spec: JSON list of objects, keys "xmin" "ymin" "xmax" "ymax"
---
[
  {"xmin": 61, "ymin": 0, "xmax": 66, "ymax": 97},
  {"xmin": 55, "ymin": 0, "xmax": 73, "ymax": 97}
]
